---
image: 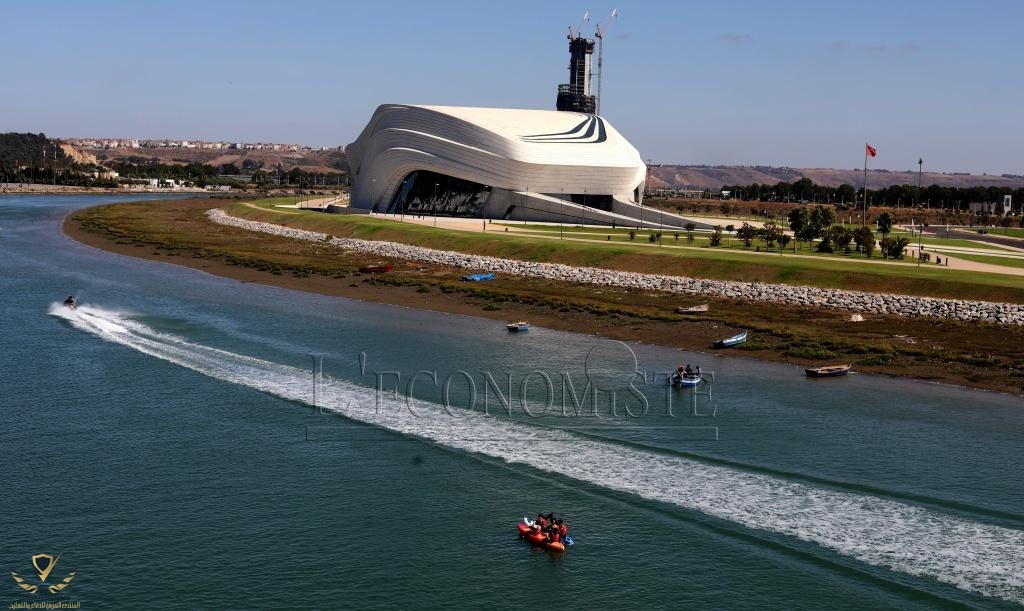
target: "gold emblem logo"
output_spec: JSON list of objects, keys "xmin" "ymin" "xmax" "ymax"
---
[{"xmin": 10, "ymin": 553, "xmax": 76, "ymax": 594}]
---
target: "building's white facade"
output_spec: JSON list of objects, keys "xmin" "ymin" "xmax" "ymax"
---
[{"xmin": 346, "ymin": 104, "xmax": 705, "ymax": 228}]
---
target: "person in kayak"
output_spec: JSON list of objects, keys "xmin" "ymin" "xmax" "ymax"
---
[
  {"xmin": 546, "ymin": 524, "xmax": 561, "ymax": 544},
  {"xmin": 536, "ymin": 513, "xmax": 548, "ymax": 528},
  {"xmin": 556, "ymin": 519, "xmax": 568, "ymax": 539}
]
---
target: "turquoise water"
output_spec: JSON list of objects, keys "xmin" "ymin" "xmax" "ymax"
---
[{"xmin": 1, "ymin": 195, "xmax": 1023, "ymax": 609}]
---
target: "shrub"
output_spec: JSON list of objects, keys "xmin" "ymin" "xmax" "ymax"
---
[
  {"xmin": 786, "ymin": 345, "xmax": 838, "ymax": 359},
  {"xmin": 709, "ymin": 226, "xmax": 723, "ymax": 247}
]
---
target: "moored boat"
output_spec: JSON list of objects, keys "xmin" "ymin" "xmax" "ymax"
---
[
  {"xmin": 358, "ymin": 264, "xmax": 393, "ymax": 273},
  {"xmin": 506, "ymin": 321, "xmax": 530, "ymax": 332},
  {"xmin": 805, "ymin": 364, "xmax": 851, "ymax": 378},
  {"xmin": 676, "ymin": 303, "xmax": 709, "ymax": 314},
  {"xmin": 712, "ymin": 330, "xmax": 747, "ymax": 348},
  {"xmin": 462, "ymin": 272, "xmax": 495, "ymax": 282}
]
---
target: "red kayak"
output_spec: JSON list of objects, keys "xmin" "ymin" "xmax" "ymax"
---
[{"xmin": 516, "ymin": 521, "xmax": 566, "ymax": 553}]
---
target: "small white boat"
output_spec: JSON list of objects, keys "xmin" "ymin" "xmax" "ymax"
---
[
  {"xmin": 676, "ymin": 303, "xmax": 709, "ymax": 314},
  {"xmin": 670, "ymin": 366, "xmax": 704, "ymax": 388},
  {"xmin": 805, "ymin": 364, "xmax": 851, "ymax": 378},
  {"xmin": 506, "ymin": 321, "xmax": 530, "ymax": 332},
  {"xmin": 713, "ymin": 330, "xmax": 747, "ymax": 348}
]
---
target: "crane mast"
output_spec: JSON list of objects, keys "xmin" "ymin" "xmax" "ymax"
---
[{"xmin": 594, "ymin": 8, "xmax": 617, "ymax": 116}]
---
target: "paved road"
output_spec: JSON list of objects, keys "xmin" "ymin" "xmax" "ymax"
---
[{"xmin": 944, "ymin": 227, "xmax": 1024, "ymax": 250}]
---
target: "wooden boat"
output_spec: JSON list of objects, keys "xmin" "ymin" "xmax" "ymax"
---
[
  {"xmin": 676, "ymin": 303, "xmax": 709, "ymax": 314},
  {"xmin": 805, "ymin": 364, "xmax": 851, "ymax": 378},
  {"xmin": 506, "ymin": 321, "xmax": 530, "ymax": 332},
  {"xmin": 712, "ymin": 330, "xmax": 747, "ymax": 348},
  {"xmin": 358, "ymin": 264, "xmax": 393, "ymax": 273},
  {"xmin": 462, "ymin": 272, "xmax": 495, "ymax": 282}
]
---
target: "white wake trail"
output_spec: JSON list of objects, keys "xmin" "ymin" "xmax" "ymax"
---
[{"xmin": 53, "ymin": 304, "xmax": 1024, "ymax": 604}]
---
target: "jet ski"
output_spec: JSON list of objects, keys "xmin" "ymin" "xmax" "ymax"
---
[{"xmin": 63, "ymin": 295, "xmax": 77, "ymax": 309}]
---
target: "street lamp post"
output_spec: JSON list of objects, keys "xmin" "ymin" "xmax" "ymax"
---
[
  {"xmin": 400, "ymin": 179, "xmax": 408, "ymax": 221},
  {"xmin": 433, "ymin": 183, "xmax": 439, "ymax": 228},
  {"xmin": 524, "ymin": 185, "xmax": 529, "ymax": 225},
  {"xmin": 916, "ymin": 220, "xmax": 923, "ymax": 267},
  {"xmin": 559, "ymin": 187, "xmax": 564, "ymax": 239},
  {"xmin": 582, "ymin": 188, "xmax": 587, "ymax": 227},
  {"xmin": 918, "ymin": 158, "xmax": 924, "ymax": 209}
]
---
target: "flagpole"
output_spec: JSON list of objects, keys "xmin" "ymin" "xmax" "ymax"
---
[{"xmin": 862, "ymin": 145, "xmax": 868, "ymax": 226}]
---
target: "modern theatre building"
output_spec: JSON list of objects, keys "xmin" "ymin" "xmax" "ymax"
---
[{"xmin": 346, "ymin": 32, "xmax": 701, "ymax": 229}]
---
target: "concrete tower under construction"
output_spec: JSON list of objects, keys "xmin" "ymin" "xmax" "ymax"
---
[{"xmin": 556, "ymin": 33, "xmax": 596, "ymax": 114}]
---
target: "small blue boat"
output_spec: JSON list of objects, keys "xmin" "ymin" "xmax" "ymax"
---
[
  {"xmin": 712, "ymin": 330, "xmax": 747, "ymax": 348},
  {"xmin": 506, "ymin": 321, "xmax": 530, "ymax": 332},
  {"xmin": 462, "ymin": 272, "xmax": 495, "ymax": 282}
]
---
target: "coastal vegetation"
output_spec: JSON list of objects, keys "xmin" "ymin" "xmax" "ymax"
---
[{"xmin": 66, "ymin": 198, "xmax": 1024, "ymax": 395}]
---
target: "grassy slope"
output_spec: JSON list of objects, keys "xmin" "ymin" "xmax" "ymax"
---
[{"xmin": 225, "ymin": 202, "xmax": 1024, "ymax": 303}]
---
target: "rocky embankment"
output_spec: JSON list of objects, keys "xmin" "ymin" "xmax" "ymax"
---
[{"xmin": 208, "ymin": 209, "xmax": 1024, "ymax": 326}]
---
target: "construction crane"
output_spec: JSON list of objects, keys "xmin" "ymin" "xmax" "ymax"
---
[
  {"xmin": 568, "ymin": 10, "xmax": 590, "ymax": 40},
  {"xmin": 594, "ymin": 8, "xmax": 617, "ymax": 116}
]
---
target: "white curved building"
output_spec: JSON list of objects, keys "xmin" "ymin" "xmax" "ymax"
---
[{"xmin": 346, "ymin": 104, "xmax": 703, "ymax": 228}]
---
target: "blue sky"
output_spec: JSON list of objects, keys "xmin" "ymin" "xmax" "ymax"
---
[{"xmin": 2, "ymin": 0, "xmax": 1021, "ymax": 174}]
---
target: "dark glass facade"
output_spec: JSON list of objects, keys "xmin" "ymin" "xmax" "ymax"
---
[{"xmin": 386, "ymin": 171, "xmax": 492, "ymax": 217}]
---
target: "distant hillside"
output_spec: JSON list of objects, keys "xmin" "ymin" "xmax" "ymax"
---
[
  {"xmin": 649, "ymin": 165, "xmax": 1024, "ymax": 190},
  {"xmin": 78, "ymin": 145, "xmax": 348, "ymax": 175}
]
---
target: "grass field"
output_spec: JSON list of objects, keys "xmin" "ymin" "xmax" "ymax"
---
[{"xmin": 224, "ymin": 201, "xmax": 1024, "ymax": 302}]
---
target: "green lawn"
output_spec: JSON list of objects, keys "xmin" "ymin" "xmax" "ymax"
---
[
  {"xmin": 887, "ymin": 232, "xmax": 1006, "ymax": 250},
  {"xmin": 220, "ymin": 202, "xmax": 1024, "ymax": 301}
]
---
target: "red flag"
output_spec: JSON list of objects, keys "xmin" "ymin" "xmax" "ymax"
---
[{"xmin": 865, "ymin": 143, "xmax": 877, "ymax": 157}]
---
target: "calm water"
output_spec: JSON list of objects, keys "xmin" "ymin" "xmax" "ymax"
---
[{"xmin": 2, "ymin": 194, "xmax": 1023, "ymax": 609}]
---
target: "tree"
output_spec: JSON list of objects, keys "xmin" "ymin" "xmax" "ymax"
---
[
  {"xmin": 778, "ymin": 234, "xmax": 792, "ymax": 250},
  {"xmin": 788, "ymin": 207, "xmax": 810, "ymax": 246},
  {"xmin": 880, "ymin": 236, "xmax": 911, "ymax": 259},
  {"xmin": 808, "ymin": 205, "xmax": 837, "ymax": 240},
  {"xmin": 709, "ymin": 225, "xmax": 723, "ymax": 247},
  {"xmin": 735, "ymin": 223, "xmax": 757, "ymax": 248},
  {"xmin": 853, "ymin": 226, "xmax": 875, "ymax": 258},
  {"xmin": 877, "ymin": 211, "xmax": 894, "ymax": 237},
  {"xmin": 831, "ymin": 225, "xmax": 853, "ymax": 253},
  {"xmin": 759, "ymin": 221, "xmax": 783, "ymax": 248},
  {"xmin": 685, "ymin": 222, "xmax": 696, "ymax": 244}
]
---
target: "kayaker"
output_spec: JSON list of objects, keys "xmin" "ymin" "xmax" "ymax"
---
[
  {"xmin": 536, "ymin": 513, "xmax": 548, "ymax": 528},
  {"xmin": 557, "ymin": 519, "xmax": 568, "ymax": 538}
]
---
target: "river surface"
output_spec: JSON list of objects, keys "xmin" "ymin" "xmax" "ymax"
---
[{"xmin": 2, "ymin": 194, "xmax": 1023, "ymax": 609}]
